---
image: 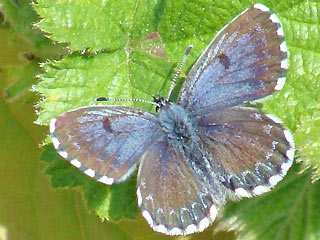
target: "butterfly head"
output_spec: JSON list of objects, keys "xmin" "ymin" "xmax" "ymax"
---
[{"xmin": 152, "ymin": 95, "xmax": 170, "ymax": 112}]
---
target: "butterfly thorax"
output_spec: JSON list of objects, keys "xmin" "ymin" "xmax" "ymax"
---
[{"xmin": 157, "ymin": 102, "xmax": 197, "ymax": 143}]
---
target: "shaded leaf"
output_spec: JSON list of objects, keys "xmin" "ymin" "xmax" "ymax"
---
[
  {"xmin": 0, "ymin": 0, "xmax": 65, "ymax": 59},
  {"xmin": 220, "ymin": 166, "xmax": 320, "ymax": 240},
  {"xmin": 41, "ymin": 145, "xmax": 138, "ymax": 221}
]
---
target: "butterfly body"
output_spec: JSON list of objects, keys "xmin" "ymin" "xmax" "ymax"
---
[
  {"xmin": 155, "ymin": 102, "xmax": 233, "ymax": 197},
  {"xmin": 49, "ymin": 3, "xmax": 295, "ymax": 236},
  {"xmin": 157, "ymin": 102, "xmax": 196, "ymax": 143}
]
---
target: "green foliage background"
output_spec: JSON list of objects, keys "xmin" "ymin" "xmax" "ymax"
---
[{"xmin": 1, "ymin": 0, "xmax": 320, "ymax": 239}]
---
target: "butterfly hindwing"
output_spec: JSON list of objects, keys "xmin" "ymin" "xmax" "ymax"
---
[
  {"xmin": 178, "ymin": 4, "xmax": 287, "ymax": 115},
  {"xmin": 50, "ymin": 106, "xmax": 162, "ymax": 185},
  {"xmin": 197, "ymin": 107, "xmax": 295, "ymax": 197},
  {"xmin": 137, "ymin": 135, "xmax": 231, "ymax": 235}
]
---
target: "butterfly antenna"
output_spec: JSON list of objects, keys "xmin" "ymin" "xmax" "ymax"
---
[
  {"xmin": 167, "ymin": 44, "xmax": 193, "ymax": 100},
  {"xmin": 96, "ymin": 97, "xmax": 160, "ymax": 107}
]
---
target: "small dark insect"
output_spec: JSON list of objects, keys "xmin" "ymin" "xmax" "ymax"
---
[{"xmin": 49, "ymin": 3, "xmax": 294, "ymax": 236}]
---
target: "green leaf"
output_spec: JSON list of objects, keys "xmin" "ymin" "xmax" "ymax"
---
[
  {"xmin": 295, "ymin": 111, "xmax": 320, "ymax": 182},
  {"xmin": 220, "ymin": 166, "xmax": 320, "ymax": 240},
  {"xmin": 0, "ymin": 3, "xmax": 133, "ymax": 239},
  {"xmin": 34, "ymin": 49, "xmax": 174, "ymax": 125},
  {"xmin": 33, "ymin": 0, "xmax": 166, "ymax": 52}
]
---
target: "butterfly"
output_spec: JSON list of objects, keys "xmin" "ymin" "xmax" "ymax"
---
[{"xmin": 49, "ymin": 3, "xmax": 295, "ymax": 236}]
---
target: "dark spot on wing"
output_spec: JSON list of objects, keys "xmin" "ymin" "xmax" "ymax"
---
[
  {"xmin": 103, "ymin": 118, "xmax": 112, "ymax": 132},
  {"xmin": 218, "ymin": 54, "xmax": 230, "ymax": 69}
]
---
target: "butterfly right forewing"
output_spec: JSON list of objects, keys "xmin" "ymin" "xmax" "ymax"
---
[{"xmin": 178, "ymin": 4, "xmax": 287, "ymax": 116}]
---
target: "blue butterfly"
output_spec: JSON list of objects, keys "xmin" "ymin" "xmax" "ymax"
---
[{"xmin": 49, "ymin": 3, "xmax": 294, "ymax": 236}]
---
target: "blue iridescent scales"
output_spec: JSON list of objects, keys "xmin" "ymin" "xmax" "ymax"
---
[{"xmin": 49, "ymin": 3, "xmax": 294, "ymax": 236}]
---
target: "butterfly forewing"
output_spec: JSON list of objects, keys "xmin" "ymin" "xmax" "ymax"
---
[
  {"xmin": 178, "ymin": 4, "xmax": 287, "ymax": 115},
  {"xmin": 137, "ymin": 136, "xmax": 230, "ymax": 235},
  {"xmin": 50, "ymin": 106, "xmax": 162, "ymax": 185},
  {"xmin": 197, "ymin": 107, "xmax": 295, "ymax": 197}
]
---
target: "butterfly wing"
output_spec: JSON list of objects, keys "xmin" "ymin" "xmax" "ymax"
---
[
  {"xmin": 137, "ymin": 135, "xmax": 231, "ymax": 235},
  {"xmin": 178, "ymin": 4, "xmax": 287, "ymax": 115},
  {"xmin": 197, "ymin": 106, "xmax": 295, "ymax": 197},
  {"xmin": 50, "ymin": 106, "xmax": 162, "ymax": 185}
]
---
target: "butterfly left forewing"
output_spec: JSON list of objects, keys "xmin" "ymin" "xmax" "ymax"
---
[
  {"xmin": 50, "ymin": 106, "xmax": 162, "ymax": 184},
  {"xmin": 197, "ymin": 106, "xmax": 294, "ymax": 197},
  {"xmin": 178, "ymin": 4, "xmax": 287, "ymax": 115}
]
